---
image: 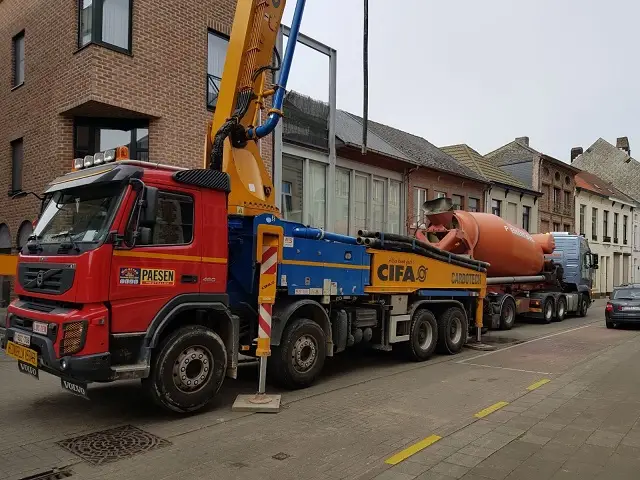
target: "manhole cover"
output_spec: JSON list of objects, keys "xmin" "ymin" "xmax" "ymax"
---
[
  {"xmin": 481, "ymin": 336, "xmax": 524, "ymax": 345},
  {"xmin": 57, "ymin": 425, "xmax": 170, "ymax": 466},
  {"xmin": 18, "ymin": 468, "xmax": 72, "ymax": 480},
  {"xmin": 272, "ymin": 452, "xmax": 290, "ymax": 460}
]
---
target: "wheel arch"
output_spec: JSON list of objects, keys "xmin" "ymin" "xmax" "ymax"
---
[{"xmin": 272, "ymin": 298, "xmax": 333, "ymax": 357}]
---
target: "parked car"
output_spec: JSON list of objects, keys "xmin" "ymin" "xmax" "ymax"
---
[{"xmin": 605, "ymin": 284, "xmax": 640, "ymax": 328}]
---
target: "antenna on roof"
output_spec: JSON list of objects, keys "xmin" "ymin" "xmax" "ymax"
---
[{"xmin": 361, "ymin": 0, "xmax": 369, "ymax": 155}]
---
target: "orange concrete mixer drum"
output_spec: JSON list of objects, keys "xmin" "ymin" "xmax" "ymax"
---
[{"xmin": 419, "ymin": 211, "xmax": 546, "ymax": 278}]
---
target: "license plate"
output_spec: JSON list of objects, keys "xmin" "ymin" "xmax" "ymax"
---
[
  {"xmin": 18, "ymin": 360, "xmax": 39, "ymax": 379},
  {"xmin": 5, "ymin": 341, "xmax": 38, "ymax": 367},
  {"xmin": 13, "ymin": 331, "xmax": 31, "ymax": 347},
  {"xmin": 61, "ymin": 378, "xmax": 89, "ymax": 400},
  {"xmin": 32, "ymin": 321, "xmax": 48, "ymax": 335},
  {"xmin": 624, "ymin": 306, "xmax": 640, "ymax": 311}
]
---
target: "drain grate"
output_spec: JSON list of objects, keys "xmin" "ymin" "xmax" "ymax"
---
[
  {"xmin": 57, "ymin": 425, "xmax": 171, "ymax": 466},
  {"xmin": 18, "ymin": 468, "xmax": 72, "ymax": 480}
]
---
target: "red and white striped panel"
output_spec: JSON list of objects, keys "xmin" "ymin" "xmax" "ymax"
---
[
  {"xmin": 260, "ymin": 246, "xmax": 278, "ymax": 275},
  {"xmin": 258, "ymin": 303, "xmax": 272, "ymax": 338}
]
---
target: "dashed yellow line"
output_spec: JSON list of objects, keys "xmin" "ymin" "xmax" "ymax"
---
[
  {"xmin": 527, "ymin": 378, "xmax": 551, "ymax": 391},
  {"xmin": 474, "ymin": 401, "xmax": 509, "ymax": 418},
  {"xmin": 385, "ymin": 435, "xmax": 442, "ymax": 465}
]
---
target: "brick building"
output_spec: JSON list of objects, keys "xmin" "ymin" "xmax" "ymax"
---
[
  {"xmin": 485, "ymin": 137, "xmax": 580, "ymax": 233},
  {"xmin": 0, "ymin": 0, "xmax": 278, "ymax": 251}
]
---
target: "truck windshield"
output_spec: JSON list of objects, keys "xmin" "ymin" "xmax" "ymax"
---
[{"xmin": 32, "ymin": 182, "xmax": 124, "ymax": 252}]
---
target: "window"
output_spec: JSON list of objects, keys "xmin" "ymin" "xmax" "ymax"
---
[
  {"xmin": 372, "ymin": 178, "xmax": 385, "ymax": 232},
  {"xmin": 563, "ymin": 191, "xmax": 571, "ymax": 208},
  {"xmin": 13, "ymin": 31, "xmax": 24, "ymax": 87},
  {"xmin": 74, "ymin": 118, "xmax": 149, "ymax": 160},
  {"xmin": 354, "ymin": 174, "xmax": 368, "ymax": 233},
  {"xmin": 451, "ymin": 194, "xmax": 464, "ymax": 210},
  {"xmin": 553, "ymin": 222, "xmax": 560, "ymax": 231},
  {"xmin": 624, "ymin": 215, "xmax": 628, "ymax": 245},
  {"xmin": 603, "ymin": 210, "xmax": 609, "ymax": 240},
  {"xmin": 10, "ymin": 138, "xmax": 23, "ymax": 194},
  {"xmin": 435, "ymin": 191, "xmax": 446, "ymax": 199},
  {"xmin": 491, "ymin": 199, "xmax": 502, "ymax": 217},
  {"xmin": 553, "ymin": 187, "xmax": 561, "ymax": 204},
  {"xmin": 522, "ymin": 205, "xmax": 531, "ymax": 232},
  {"xmin": 334, "ymin": 169, "xmax": 350, "ymax": 235},
  {"xmin": 207, "ymin": 31, "xmax": 229, "ymax": 110},
  {"xmin": 592, "ymin": 208, "xmax": 598, "ymax": 240},
  {"xmin": 614, "ymin": 213, "xmax": 619, "ymax": 243},
  {"xmin": 579, "ymin": 204, "xmax": 586, "ymax": 235},
  {"xmin": 413, "ymin": 187, "xmax": 428, "ymax": 226},
  {"xmin": 147, "ymin": 192, "xmax": 194, "ymax": 245},
  {"xmin": 282, "ymin": 155, "xmax": 303, "ymax": 223},
  {"xmin": 468, "ymin": 197, "xmax": 479, "ymax": 212},
  {"xmin": 563, "ymin": 224, "xmax": 571, "ymax": 233},
  {"xmin": 308, "ymin": 162, "xmax": 326, "ymax": 229},
  {"xmin": 78, "ymin": 0, "xmax": 132, "ymax": 52},
  {"xmin": 388, "ymin": 181, "xmax": 401, "ymax": 234}
]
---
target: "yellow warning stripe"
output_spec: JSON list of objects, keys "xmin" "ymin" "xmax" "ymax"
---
[
  {"xmin": 474, "ymin": 401, "xmax": 509, "ymax": 419},
  {"xmin": 385, "ymin": 435, "xmax": 442, "ymax": 465},
  {"xmin": 527, "ymin": 378, "xmax": 551, "ymax": 391},
  {"xmin": 281, "ymin": 259, "xmax": 370, "ymax": 270},
  {"xmin": 113, "ymin": 250, "xmax": 226, "ymax": 264}
]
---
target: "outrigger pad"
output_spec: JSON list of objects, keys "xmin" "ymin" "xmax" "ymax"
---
[{"xmin": 232, "ymin": 393, "xmax": 281, "ymax": 413}]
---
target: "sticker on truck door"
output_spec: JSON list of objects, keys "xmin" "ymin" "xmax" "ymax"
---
[{"xmin": 119, "ymin": 267, "xmax": 175, "ymax": 286}]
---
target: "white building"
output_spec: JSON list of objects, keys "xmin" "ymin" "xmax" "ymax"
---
[{"xmin": 575, "ymin": 171, "xmax": 636, "ymax": 297}]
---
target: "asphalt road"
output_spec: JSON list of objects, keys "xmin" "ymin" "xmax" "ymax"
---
[{"xmin": 3, "ymin": 299, "xmax": 640, "ymax": 480}]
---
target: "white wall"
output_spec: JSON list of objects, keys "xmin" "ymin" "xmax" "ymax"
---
[
  {"xmin": 575, "ymin": 190, "xmax": 633, "ymax": 294},
  {"xmin": 486, "ymin": 186, "xmax": 539, "ymax": 233}
]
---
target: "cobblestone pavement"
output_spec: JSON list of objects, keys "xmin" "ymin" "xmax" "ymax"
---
[{"xmin": 2, "ymin": 300, "xmax": 639, "ymax": 480}]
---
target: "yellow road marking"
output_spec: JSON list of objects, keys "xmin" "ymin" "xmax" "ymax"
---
[
  {"xmin": 474, "ymin": 401, "xmax": 509, "ymax": 418},
  {"xmin": 527, "ymin": 378, "xmax": 551, "ymax": 391},
  {"xmin": 385, "ymin": 435, "xmax": 441, "ymax": 465}
]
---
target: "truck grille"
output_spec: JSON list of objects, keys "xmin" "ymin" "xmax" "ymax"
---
[{"xmin": 18, "ymin": 263, "xmax": 75, "ymax": 295}]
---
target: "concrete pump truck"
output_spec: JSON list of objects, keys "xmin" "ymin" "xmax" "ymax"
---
[{"xmin": 2, "ymin": 0, "xmax": 492, "ymax": 413}]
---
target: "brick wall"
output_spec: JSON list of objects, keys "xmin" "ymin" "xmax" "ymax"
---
[
  {"xmin": 537, "ymin": 158, "xmax": 576, "ymax": 233},
  {"xmin": 0, "ymin": 0, "xmax": 280, "ymax": 247}
]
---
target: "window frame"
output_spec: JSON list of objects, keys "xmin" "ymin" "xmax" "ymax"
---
[
  {"xmin": 207, "ymin": 30, "xmax": 230, "ymax": 111},
  {"xmin": 579, "ymin": 204, "xmax": 586, "ymax": 235},
  {"xmin": 10, "ymin": 138, "xmax": 24, "ymax": 194},
  {"xmin": 12, "ymin": 30, "xmax": 25, "ymax": 88},
  {"xmin": 522, "ymin": 205, "xmax": 531, "ymax": 231},
  {"xmin": 468, "ymin": 197, "xmax": 480, "ymax": 212},
  {"xmin": 491, "ymin": 199, "xmax": 502, "ymax": 217},
  {"xmin": 73, "ymin": 117, "xmax": 149, "ymax": 161},
  {"xmin": 77, "ymin": 0, "xmax": 133, "ymax": 55},
  {"xmin": 413, "ymin": 187, "xmax": 428, "ymax": 227}
]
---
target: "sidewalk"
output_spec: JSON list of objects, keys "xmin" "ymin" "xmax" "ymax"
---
[{"xmin": 373, "ymin": 324, "xmax": 640, "ymax": 480}]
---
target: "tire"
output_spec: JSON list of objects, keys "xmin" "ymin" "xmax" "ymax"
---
[
  {"xmin": 402, "ymin": 309, "xmax": 438, "ymax": 361},
  {"xmin": 142, "ymin": 325, "xmax": 227, "ymax": 414},
  {"xmin": 542, "ymin": 298, "xmax": 554, "ymax": 324},
  {"xmin": 437, "ymin": 306, "xmax": 469, "ymax": 355},
  {"xmin": 269, "ymin": 318, "xmax": 326, "ymax": 389},
  {"xmin": 606, "ymin": 320, "xmax": 615, "ymax": 329},
  {"xmin": 555, "ymin": 296, "xmax": 567, "ymax": 322},
  {"xmin": 499, "ymin": 297, "xmax": 516, "ymax": 330},
  {"xmin": 578, "ymin": 295, "xmax": 589, "ymax": 317}
]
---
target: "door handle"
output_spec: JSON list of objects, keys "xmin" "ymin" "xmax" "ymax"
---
[{"xmin": 181, "ymin": 275, "xmax": 198, "ymax": 284}]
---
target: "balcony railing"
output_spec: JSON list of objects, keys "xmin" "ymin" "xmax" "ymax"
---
[{"xmin": 207, "ymin": 74, "xmax": 221, "ymax": 110}]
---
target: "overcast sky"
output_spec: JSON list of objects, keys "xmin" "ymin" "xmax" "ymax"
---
[{"xmin": 282, "ymin": 0, "xmax": 639, "ymax": 162}]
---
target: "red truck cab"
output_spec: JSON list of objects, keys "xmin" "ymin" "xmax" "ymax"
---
[{"xmin": 3, "ymin": 156, "xmax": 238, "ymax": 412}]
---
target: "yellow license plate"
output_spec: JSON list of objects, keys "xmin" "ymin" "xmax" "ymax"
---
[{"xmin": 6, "ymin": 341, "xmax": 38, "ymax": 367}]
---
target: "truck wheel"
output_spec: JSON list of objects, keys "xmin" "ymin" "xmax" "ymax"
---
[
  {"xmin": 402, "ymin": 308, "xmax": 438, "ymax": 361},
  {"xmin": 437, "ymin": 306, "xmax": 468, "ymax": 354},
  {"xmin": 269, "ymin": 318, "xmax": 326, "ymax": 389},
  {"xmin": 578, "ymin": 295, "xmax": 589, "ymax": 317},
  {"xmin": 499, "ymin": 297, "xmax": 516, "ymax": 330},
  {"xmin": 555, "ymin": 297, "xmax": 567, "ymax": 322},
  {"xmin": 542, "ymin": 298, "xmax": 554, "ymax": 324},
  {"xmin": 143, "ymin": 325, "xmax": 227, "ymax": 414}
]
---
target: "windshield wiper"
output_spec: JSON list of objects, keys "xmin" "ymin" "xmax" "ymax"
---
[{"xmin": 50, "ymin": 230, "xmax": 81, "ymax": 252}]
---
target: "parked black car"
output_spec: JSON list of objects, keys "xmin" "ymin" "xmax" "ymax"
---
[{"xmin": 606, "ymin": 284, "xmax": 640, "ymax": 328}]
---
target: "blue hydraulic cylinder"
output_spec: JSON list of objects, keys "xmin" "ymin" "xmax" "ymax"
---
[
  {"xmin": 247, "ymin": 0, "xmax": 306, "ymax": 139},
  {"xmin": 291, "ymin": 227, "xmax": 359, "ymax": 245}
]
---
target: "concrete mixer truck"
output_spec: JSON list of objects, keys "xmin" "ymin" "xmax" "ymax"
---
[{"xmin": 416, "ymin": 198, "xmax": 599, "ymax": 330}]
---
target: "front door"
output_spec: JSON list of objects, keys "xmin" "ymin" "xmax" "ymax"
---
[{"xmin": 109, "ymin": 187, "xmax": 202, "ymax": 333}]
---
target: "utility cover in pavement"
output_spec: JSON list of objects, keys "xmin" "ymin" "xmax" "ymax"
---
[{"xmin": 56, "ymin": 425, "xmax": 171, "ymax": 465}]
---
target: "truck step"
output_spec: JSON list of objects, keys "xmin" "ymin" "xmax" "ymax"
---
[{"xmin": 111, "ymin": 363, "xmax": 148, "ymax": 380}]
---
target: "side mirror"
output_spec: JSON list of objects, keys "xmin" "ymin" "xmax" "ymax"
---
[
  {"xmin": 140, "ymin": 186, "xmax": 158, "ymax": 227},
  {"xmin": 139, "ymin": 227, "xmax": 152, "ymax": 245}
]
